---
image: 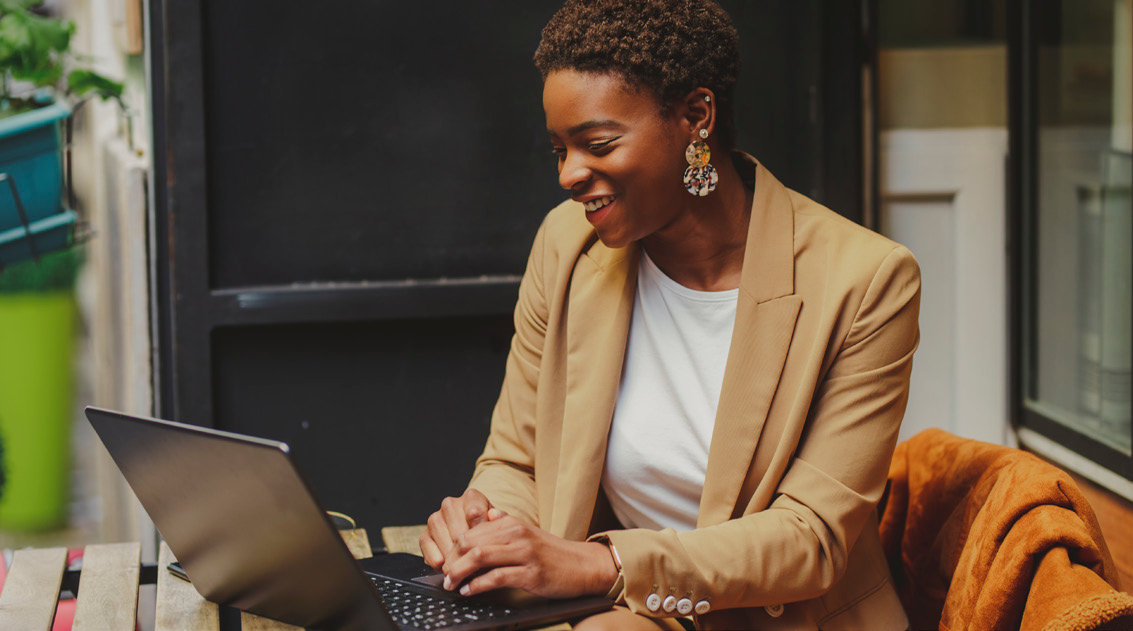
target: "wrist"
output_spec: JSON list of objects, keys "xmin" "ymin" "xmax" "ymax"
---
[{"xmin": 592, "ymin": 539, "xmax": 624, "ymax": 600}]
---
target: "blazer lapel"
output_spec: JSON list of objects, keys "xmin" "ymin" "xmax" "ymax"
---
[
  {"xmin": 698, "ymin": 160, "xmax": 802, "ymax": 527},
  {"xmin": 550, "ymin": 239, "xmax": 639, "ymax": 540}
]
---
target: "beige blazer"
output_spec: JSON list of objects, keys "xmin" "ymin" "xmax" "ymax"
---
[{"xmin": 469, "ymin": 155, "xmax": 919, "ymax": 630}]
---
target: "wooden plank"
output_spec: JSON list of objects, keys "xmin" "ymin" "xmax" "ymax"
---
[
  {"xmin": 1069, "ymin": 471, "xmax": 1133, "ymax": 592},
  {"xmin": 0, "ymin": 547, "xmax": 67, "ymax": 631},
  {"xmin": 72, "ymin": 542, "xmax": 141, "ymax": 631},
  {"xmin": 240, "ymin": 611, "xmax": 304, "ymax": 631},
  {"xmin": 154, "ymin": 542, "xmax": 218, "ymax": 631},
  {"xmin": 381, "ymin": 525, "xmax": 427, "ymax": 556},
  {"xmin": 340, "ymin": 528, "xmax": 372, "ymax": 560}
]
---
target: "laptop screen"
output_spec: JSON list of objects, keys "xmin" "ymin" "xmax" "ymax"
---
[{"xmin": 85, "ymin": 407, "xmax": 388, "ymax": 629}]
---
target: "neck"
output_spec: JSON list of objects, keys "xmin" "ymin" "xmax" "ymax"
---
[{"xmin": 641, "ymin": 154, "xmax": 752, "ymax": 291}]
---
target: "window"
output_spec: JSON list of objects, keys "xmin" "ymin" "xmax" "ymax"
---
[{"xmin": 1013, "ymin": 0, "xmax": 1132, "ymax": 496}]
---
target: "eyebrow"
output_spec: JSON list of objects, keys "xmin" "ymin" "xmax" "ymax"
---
[{"xmin": 550, "ymin": 119, "xmax": 624, "ymax": 138}]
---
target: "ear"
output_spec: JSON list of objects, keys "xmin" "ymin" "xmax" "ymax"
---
[{"xmin": 680, "ymin": 87, "xmax": 716, "ymax": 141}]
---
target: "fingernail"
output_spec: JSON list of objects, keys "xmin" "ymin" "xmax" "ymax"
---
[
  {"xmin": 443, "ymin": 576, "xmax": 451, "ymax": 590},
  {"xmin": 460, "ymin": 584, "xmax": 471, "ymax": 596}
]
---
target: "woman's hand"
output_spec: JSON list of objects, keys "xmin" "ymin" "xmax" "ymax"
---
[
  {"xmin": 439, "ymin": 513, "xmax": 618, "ymax": 599},
  {"xmin": 420, "ymin": 489, "xmax": 500, "ymax": 570}
]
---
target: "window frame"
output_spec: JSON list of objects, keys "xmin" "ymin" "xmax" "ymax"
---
[{"xmin": 1008, "ymin": 0, "xmax": 1133, "ymax": 497}]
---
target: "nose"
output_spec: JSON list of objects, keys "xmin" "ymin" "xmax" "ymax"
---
[{"xmin": 558, "ymin": 151, "xmax": 591, "ymax": 191}]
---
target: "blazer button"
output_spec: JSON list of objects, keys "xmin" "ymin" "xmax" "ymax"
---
[
  {"xmin": 676, "ymin": 598, "xmax": 694, "ymax": 615},
  {"xmin": 694, "ymin": 600, "xmax": 711, "ymax": 615},
  {"xmin": 646, "ymin": 593, "xmax": 662, "ymax": 612},
  {"xmin": 662, "ymin": 595, "xmax": 677, "ymax": 612},
  {"xmin": 765, "ymin": 603, "xmax": 784, "ymax": 618}
]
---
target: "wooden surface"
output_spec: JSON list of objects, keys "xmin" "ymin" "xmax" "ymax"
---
[
  {"xmin": 0, "ymin": 546, "xmax": 67, "ymax": 631},
  {"xmin": 381, "ymin": 524, "xmax": 427, "ymax": 555},
  {"xmin": 1, "ymin": 525, "xmax": 578, "ymax": 630},
  {"xmin": 155, "ymin": 542, "xmax": 219, "ymax": 631},
  {"xmin": 1069, "ymin": 472, "xmax": 1133, "ymax": 592},
  {"xmin": 72, "ymin": 542, "xmax": 141, "ymax": 631},
  {"xmin": 239, "ymin": 611, "xmax": 303, "ymax": 631},
  {"xmin": 340, "ymin": 528, "xmax": 373, "ymax": 560}
]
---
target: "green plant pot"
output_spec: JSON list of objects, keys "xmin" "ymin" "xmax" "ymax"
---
[{"xmin": 0, "ymin": 290, "xmax": 75, "ymax": 531}]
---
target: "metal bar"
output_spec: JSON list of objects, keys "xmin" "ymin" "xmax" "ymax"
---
[
  {"xmin": 209, "ymin": 276, "xmax": 521, "ymax": 326},
  {"xmin": 0, "ymin": 173, "xmax": 41, "ymax": 262}
]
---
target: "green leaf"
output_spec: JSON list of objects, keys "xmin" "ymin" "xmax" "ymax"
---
[
  {"xmin": 0, "ymin": 247, "xmax": 84, "ymax": 292},
  {"xmin": 67, "ymin": 69, "xmax": 123, "ymax": 100},
  {"xmin": 0, "ymin": 11, "xmax": 71, "ymax": 87},
  {"xmin": 0, "ymin": 0, "xmax": 44, "ymax": 12}
]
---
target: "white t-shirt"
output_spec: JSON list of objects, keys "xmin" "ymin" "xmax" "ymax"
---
[{"xmin": 601, "ymin": 251, "xmax": 739, "ymax": 532}]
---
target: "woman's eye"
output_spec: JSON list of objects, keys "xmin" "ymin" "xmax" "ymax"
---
[
  {"xmin": 588, "ymin": 139, "xmax": 616, "ymax": 153},
  {"xmin": 551, "ymin": 147, "xmax": 566, "ymax": 158}
]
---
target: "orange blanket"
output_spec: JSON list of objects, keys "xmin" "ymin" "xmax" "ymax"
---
[{"xmin": 878, "ymin": 428, "xmax": 1133, "ymax": 631}]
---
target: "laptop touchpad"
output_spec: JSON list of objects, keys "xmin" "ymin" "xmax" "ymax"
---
[{"xmin": 412, "ymin": 572, "xmax": 446, "ymax": 588}]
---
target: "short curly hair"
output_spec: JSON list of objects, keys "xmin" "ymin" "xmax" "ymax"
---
[{"xmin": 534, "ymin": 0, "xmax": 741, "ymax": 148}]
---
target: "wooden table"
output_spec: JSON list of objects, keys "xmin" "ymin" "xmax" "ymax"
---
[
  {"xmin": 0, "ymin": 525, "xmax": 570, "ymax": 631},
  {"xmin": 0, "ymin": 528, "xmax": 371, "ymax": 631}
]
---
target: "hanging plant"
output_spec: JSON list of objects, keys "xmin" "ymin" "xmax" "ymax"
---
[{"xmin": 0, "ymin": 0, "xmax": 124, "ymax": 115}]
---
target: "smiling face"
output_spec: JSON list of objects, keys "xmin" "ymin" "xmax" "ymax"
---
[{"xmin": 543, "ymin": 70, "xmax": 694, "ymax": 249}]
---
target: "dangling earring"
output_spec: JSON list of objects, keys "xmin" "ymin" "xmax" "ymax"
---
[{"xmin": 683, "ymin": 128, "xmax": 717, "ymax": 197}]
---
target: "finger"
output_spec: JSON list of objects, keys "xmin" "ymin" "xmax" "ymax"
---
[
  {"xmin": 444, "ymin": 515, "xmax": 529, "ymax": 579},
  {"xmin": 454, "ymin": 515, "xmax": 526, "ymax": 554},
  {"xmin": 459, "ymin": 565, "xmax": 536, "ymax": 597},
  {"xmin": 426, "ymin": 510, "xmax": 454, "ymax": 558},
  {"xmin": 440, "ymin": 496, "xmax": 472, "ymax": 540},
  {"xmin": 486, "ymin": 507, "xmax": 506, "ymax": 521},
  {"xmin": 462, "ymin": 489, "xmax": 493, "ymax": 527},
  {"xmin": 443, "ymin": 542, "xmax": 526, "ymax": 590},
  {"xmin": 418, "ymin": 532, "xmax": 445, "ymax": 569}
]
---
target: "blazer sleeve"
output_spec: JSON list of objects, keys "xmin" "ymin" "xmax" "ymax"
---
[
  {"xmin": 466, "ymin": 221, "xmax": 549, "ymax": 526},
  {"xmin": 602, "ymin": 245, "xmax": 921, "ymax": 614}
]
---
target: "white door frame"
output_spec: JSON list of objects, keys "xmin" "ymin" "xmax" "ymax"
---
[{"xmin": 880, "ymin": 128, "xmax": 1010, "ymax": 445}]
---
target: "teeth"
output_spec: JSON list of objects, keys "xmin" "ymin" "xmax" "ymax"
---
[{"xmin": 584, "ymin": 196, "xmax": 615, "ymax": 212}]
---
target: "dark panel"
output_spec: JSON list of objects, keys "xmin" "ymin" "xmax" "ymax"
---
[
  {"xmin": 211, "ymin": 316, "xmax": 515, "ymax": 530},
  {"xmin": 202, "ymin": 2, "xmax": 562, "ymax": 288},
  {"xmin": 721, "ymin": 0, "xmax": 823, "ymax": 202},
  {"xmin": 199, "ymin": 1, "xmax": 848, "ymax": 291},
  {"xmin": 819, "ymin": 0, "xmax": 869, "ymax": 225}
]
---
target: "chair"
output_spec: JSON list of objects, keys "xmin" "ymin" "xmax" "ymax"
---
[{"xmin": 878, "ymin": 428, "xmax": 1133, "ymax": 631}]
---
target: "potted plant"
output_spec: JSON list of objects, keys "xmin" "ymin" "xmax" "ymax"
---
[{"xmin": 1, "ymin": 0, "xmax": 123, "ymax": 268}]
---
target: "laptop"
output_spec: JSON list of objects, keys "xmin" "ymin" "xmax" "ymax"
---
[{"xmin": 85, "ymin": 406, "xmax": 613, "ymax": 631}]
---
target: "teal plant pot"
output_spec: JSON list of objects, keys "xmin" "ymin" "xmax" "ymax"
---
[{"xmin": 0, "ymin": 103, "xmax": 75, "ymax": 267}]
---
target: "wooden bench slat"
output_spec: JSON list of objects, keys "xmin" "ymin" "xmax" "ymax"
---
[
  {"xmin": 154, "ymin": 542, "xmax": 219, "ymax": 631},
  {"xmin": 0, "ymin": 547, "xmax": 67, "ymax": 631},
  {"xmin": 381, "ymin": 525, "xmax": 427, "ymax": 556},
  {"xmin": 239, "ymin": 610, "xmax": 305, "ymax": 630},
  {"xmin": 341, "ymin": 528, "xmax": 373, "ymax": 560},
  {"xmin": 72, "ymin": 542, "xmax": 141, "ymax": 631}
]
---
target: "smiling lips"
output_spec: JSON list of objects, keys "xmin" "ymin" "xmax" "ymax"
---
[{"xmin": 583, "ymin": 195, "xmax": 616, "ymax": 212}]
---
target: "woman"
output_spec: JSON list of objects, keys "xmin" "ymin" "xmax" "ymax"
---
[{"xmin": 421, "ymin": 1, "xmax": 920, "ymax": 629}]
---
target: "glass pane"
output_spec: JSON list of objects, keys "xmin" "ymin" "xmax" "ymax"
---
[{"xmin": 1026, "ymin": 0, "xmax": 1132, "ymax": 454}]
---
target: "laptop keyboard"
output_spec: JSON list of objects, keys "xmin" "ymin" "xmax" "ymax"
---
[{"xmin": 372, "ymin": 577, "xmax": 515, "ymax": 630}]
